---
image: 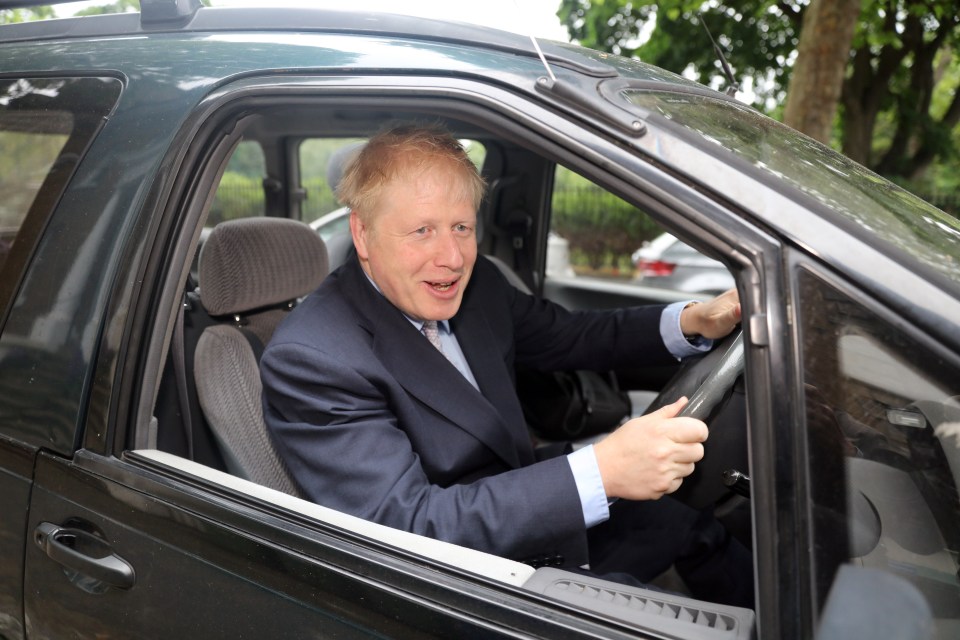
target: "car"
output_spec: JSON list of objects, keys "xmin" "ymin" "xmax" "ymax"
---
[
  {"xmin": 1, "ymin": 2, "xmax": 959, "ymax": 639},
  {"xmin": 632, "ymin": 232, "xmax": 735, "ymax": 296}
]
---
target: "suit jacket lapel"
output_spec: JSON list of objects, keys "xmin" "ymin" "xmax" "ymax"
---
[
  {"xmin": 340, "ymin": 259, "xmax": 525, "ymax": 469},
  {"xmin": 451, "ymin": 301, "xmax": 536, "ymax": 467}
]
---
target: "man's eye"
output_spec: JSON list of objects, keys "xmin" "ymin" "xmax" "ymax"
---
[
  {"xmin": 413, "ymin": 227, "xmax": 429, "ymax": 235},
  {"xmin": 454, "ymin": 224, "xmax": 472, "ymax": 234}
]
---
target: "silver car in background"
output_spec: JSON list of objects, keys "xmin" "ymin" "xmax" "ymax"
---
[{"xmin": 632, "ymin": 233, "xmax": 734, "ymax": 295}]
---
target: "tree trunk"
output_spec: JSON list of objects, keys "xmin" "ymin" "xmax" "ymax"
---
[{"xmin": 782, "ymin": 0, "xmax": 862, "ymax": 144}]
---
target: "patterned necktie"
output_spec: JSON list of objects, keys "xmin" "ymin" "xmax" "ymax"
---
[{"xmin": 422, "ymin": 320, "xmax": 444, "ymax": 354}]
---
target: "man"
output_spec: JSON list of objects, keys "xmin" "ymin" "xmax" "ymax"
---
[{"xmin": 261, "ymin": 124, "xmax": 752, "ymax": 607}]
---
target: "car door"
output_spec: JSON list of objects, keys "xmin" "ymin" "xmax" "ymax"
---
[
  {"xmin": 8, "ymin": 85, "xmax": 541, "ymax": 640},
  {"xmin": 0, "ymin": 74, "xmax": 123, "ymax": 640}
]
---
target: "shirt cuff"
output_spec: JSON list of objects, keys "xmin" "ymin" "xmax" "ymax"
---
[
  {"xmin": 661, "ymin": 301, "xmax": 713, "ymax": 360},
  {"xmin": 567, "ymin": 445, "xmax": 610, "ymax": 529}
]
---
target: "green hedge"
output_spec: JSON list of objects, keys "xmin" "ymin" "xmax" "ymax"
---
[{"xmin": 551, "ymin": 185, "xmax": 661, "ymax": 271}]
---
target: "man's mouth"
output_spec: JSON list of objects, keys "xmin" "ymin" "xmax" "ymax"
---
[{"xmin": 427, "ymin": 279, "xmax": 456, "ymax": 292}]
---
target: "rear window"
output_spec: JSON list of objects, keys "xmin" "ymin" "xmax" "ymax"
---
[{"xmin": 0, "ymin": 77, "xmax": 121, "ymax": 321}]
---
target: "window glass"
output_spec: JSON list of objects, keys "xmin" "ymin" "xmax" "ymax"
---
[
  {"xmin": 0, "ymin": 129, "xmax": 67, "ymax": 269},
  {"xmin": 549, "ymin": 166, "xmax": 733, "ymax": 295},
  {"xmin": 298, "ymin": 138, "xmax": 365, "ymax": 226},
  {"xmin": 798, "ymin": 269, "xmax": 960, "ymax": 635},
  {"xmin": 0, "ymin": 80, "xmax": 78, "ymax": 282},
  {"xmin": 0, "ymin": 76, "xmax": 122, "ymax": 450},
  {"xmin": 622, "ymin": 89, "xmax": 960, "ymax": 285},
  {"xmin": 208, "ymin": 140, "xmax": 266, "ymax": 226}
]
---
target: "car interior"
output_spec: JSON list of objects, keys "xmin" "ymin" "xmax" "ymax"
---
[{"xmin": 138, "ymin": 98, "xmax": 755, "ymax": 636}]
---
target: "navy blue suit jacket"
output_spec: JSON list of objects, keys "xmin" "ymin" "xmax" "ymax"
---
[{"xmin": 261, "ymin": 255, "xmax": 674, "ymax": 566}]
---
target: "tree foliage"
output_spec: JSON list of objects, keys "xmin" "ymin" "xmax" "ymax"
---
[
  {"xmin": 0, "ymin": 6, "xmax": 54, "ymax": 23},
  {"xmin": 551, "ymin": 168, "xmax": 661, "ymax": 272},
  {"xmin": 74, "ymin": 0, "xmax": 141, "ymax": 16},
  {"xmin": 558, "ymin": 0, "xmax": 960, "ymax": 187}
]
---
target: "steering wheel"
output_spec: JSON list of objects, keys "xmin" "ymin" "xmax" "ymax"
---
[{"xmin": 644, "ymin": 329, "xmax": 749, "ymax": 510}]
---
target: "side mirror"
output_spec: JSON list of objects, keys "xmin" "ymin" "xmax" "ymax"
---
[{"xmin": 816, "ymin": 565, "xmax": 934, "ymax": 640}]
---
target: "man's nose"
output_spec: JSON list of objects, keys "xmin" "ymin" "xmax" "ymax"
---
[{"xmin": 434, "ymin": 231, "xmax": 465, "ymax": 269}]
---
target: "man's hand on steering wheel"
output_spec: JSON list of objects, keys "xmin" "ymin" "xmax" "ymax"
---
[
  {"xmin": 593, "ymin": 397, "xmax": 708, "ymax": 501},
  {"xmin": 680, "ymin": 288, "xmax": 741, "ymax": 340}
]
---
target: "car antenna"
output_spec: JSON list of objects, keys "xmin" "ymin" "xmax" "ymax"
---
[
  {"xmin": 512, "ymin": 0, "xmax": 556, "ymax": 82},
  {"xmin": 698, "ymin": 15, "xmax": 739, "ymax": 97},
  {"xmin": 520, "ymin": 3, "xmax": 646, "ymax": 137},
  {"xmin": 529, "ymin": 34, "xmax": 558, "ymax": 83}
]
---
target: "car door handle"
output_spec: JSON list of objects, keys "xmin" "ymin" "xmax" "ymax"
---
[{"xmin": 34, "ymin": 522, "xmax": 136, "ymax": 590}]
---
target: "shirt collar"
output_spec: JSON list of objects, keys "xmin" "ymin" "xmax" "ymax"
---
[{"xmin": 362, "ymin": 268, "xmax": 451, "ymax": 333}]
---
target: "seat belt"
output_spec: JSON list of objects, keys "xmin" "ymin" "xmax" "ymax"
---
[
  {"xmin": 172, "ymin": 292, "xmax": 194, "ymax": 459},
  {"xmin": 237, "ymin": 325, "xmax": 265, "ymax": 362}
]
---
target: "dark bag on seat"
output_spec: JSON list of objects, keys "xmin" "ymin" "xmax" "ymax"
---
[{"xmin": 517, "ymin": 369, "xmax": 631, "ymax": 441}]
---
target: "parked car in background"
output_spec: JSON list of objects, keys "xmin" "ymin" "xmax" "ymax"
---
[{"xmin": 632, "ymin": 232, "xmax": 735, "ymax": 295}]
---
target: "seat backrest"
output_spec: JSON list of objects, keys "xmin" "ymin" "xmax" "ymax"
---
[{"xmin": 193, "ymin": 217, "xmax": 328, "ymax": 495}]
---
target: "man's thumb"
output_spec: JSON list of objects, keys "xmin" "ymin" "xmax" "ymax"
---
[{"xmin": 653, "ymin": 396, "xmax": 689, "ymax": 418}]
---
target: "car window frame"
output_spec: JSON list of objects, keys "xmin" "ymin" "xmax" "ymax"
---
[{"xmin": 82, "ymin": 72, "xmax": 793, "ymax": 636}]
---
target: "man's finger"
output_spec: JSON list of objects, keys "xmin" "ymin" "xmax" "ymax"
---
[
  {"xmin": 668, "ymin": 419, "xmax": 709, "ymax": 444},
  {"xmin": 649, "ymin": 396, "xmax": 688, "ymax": 419}
]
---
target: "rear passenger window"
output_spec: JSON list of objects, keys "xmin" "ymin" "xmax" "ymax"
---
[
  {"xmin": 298, "ymin": 138, "xmax": 366, "ymax": 226},
  {"xmin": 0, "ymin": 76, "xmax": 121, "ymax": 326}
]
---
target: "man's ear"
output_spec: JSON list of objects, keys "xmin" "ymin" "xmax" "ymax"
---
[{"xmin": 349, "ymin": 210, "xmax": 369, "ymax": 260}]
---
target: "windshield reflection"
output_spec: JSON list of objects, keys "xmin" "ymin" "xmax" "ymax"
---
[{"xmin": 622, "ymin": 90, "xmax": 960, "ymax": 285}]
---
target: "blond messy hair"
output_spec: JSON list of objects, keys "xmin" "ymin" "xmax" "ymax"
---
[{"xmin": 335, "ymin": 123, "xmax": 486, "ymax": 220}]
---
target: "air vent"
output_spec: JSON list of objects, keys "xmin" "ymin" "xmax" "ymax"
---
[
  {"xmin": 552, "ymin": 579, "xmax": 737, "ymax": 631},
  {"xmin": 522, "ymin": 568, "xmax": 755, "ymax": 639}
]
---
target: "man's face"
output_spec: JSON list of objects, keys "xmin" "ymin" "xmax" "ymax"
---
[{"xmin": 351, "ymin": 167, "xmax": 478, "ymax": 322}]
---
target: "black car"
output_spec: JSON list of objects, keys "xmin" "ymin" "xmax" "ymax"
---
[{"xmin": 2, "ymin": 2, "xmax": 959, "ymax": 638}]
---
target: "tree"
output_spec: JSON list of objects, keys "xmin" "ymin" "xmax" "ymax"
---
[
  {"xmin": 847, "ymin": 2, "xmax": 960, "ymax": 178},
  {"xmin": 782, "ymin": 0, "xmax": 861, "ymax": 145},
  {"xmin": 557, "ymin": 0, "xmax": 960, "ymax": 186}
]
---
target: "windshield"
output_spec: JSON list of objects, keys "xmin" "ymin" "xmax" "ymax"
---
[{"xmin": 622, "ymin": 90, "xmax": 960, "ymax": 285}]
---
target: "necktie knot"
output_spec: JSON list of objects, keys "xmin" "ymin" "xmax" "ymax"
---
[{"xmin": 422, "ymin": 320, "xmax": 444, "ymax": 353}]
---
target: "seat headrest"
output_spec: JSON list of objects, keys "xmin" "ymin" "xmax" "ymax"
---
[{"xmin": 198, "ymin": 217, "xmax": 329, "ymax": 316}]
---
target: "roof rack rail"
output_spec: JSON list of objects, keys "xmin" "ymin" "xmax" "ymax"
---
[{"xmin": 141, "ymin": 0, "xmax": 202, "ymax": 26}]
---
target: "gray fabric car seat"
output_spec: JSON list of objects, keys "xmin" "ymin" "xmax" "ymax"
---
[{"xmin": 194, "ymin": 217, "xmax": 328, "ymax": 496}]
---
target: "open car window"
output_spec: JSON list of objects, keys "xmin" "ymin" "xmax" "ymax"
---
[{"xmin": 547, "ymin": 165, "xmax": 734, "ymax": 298}]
